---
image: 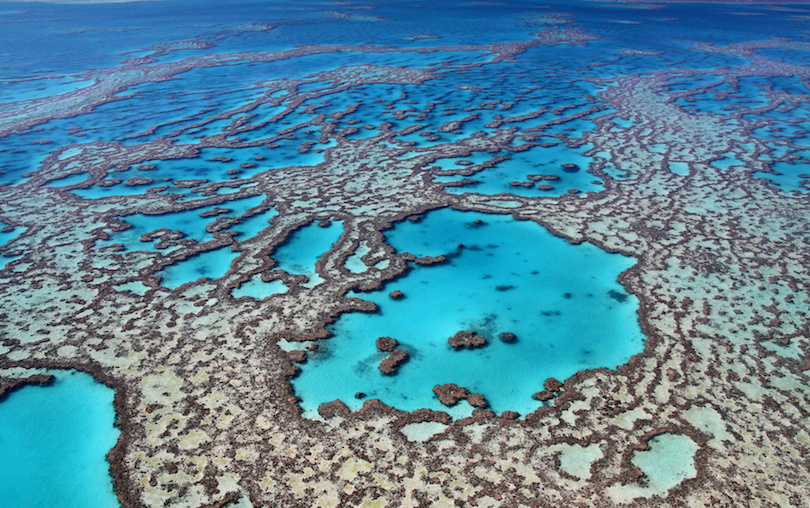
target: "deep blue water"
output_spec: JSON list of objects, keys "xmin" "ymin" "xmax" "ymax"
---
[{"xmin": 1, "ymin": 0, "xmax": 807, "ymax": 191}]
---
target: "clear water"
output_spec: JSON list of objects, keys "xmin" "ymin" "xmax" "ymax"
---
[
  {"xmin": 0, "ymin": 220, "xmax": 24, "ymax": 269},
  {"xmin": 293, "ymin": 208, "xmax": 644, "ymax": 417},
  {"xmin": 632, "ymin": 433, "xmax": 698, "ymax": 492},
  {"xmin": 441, "ymin": 143, "xmax": 601, "ymax": 197},
  {"xmin": 99, "ymin": 195, "xmax": 271, "ymax": 253},
  {"xmin": 231, "ymin": 275, "xmax": 288, "ymax": 299},
  {"xmin": 0, "ymin": 371, "xmax": 120, "ymax": 508},
  {"xmin": 156, "ymin": 246, "xmax": 241, "ymax": 289},
  {"xmin": 1, "ymin": 0, "xmax": 809, "ymax": 500},
  {"xmin": 272, "ymin": 220, "xmax": 344, "ymax": 288},
  {"xmin": 755, "ymin": 158, "xmax": 810, "ymax": 194}
]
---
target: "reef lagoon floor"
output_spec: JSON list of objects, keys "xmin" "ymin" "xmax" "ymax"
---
[{"xmin": 0, "ymin": 0, "xmax": 809, "ymax": 506}]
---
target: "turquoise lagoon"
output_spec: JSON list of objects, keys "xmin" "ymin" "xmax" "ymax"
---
[
  {"xmin": 437, "ymin": 143, "xmax": 603, "ymax": 197},
  {"xmin": 99, "ymin": 195, "xmax": 270, "ymax": 253},
  {"xmin": 0, "ymin": 371, "xmax": 120, "ymax": 508},
  {"xmin": 755, "ymin": 154, "xmax": 810, "ymax": 194},
  {"xmin": 99, "ymin": 195, "xmax": 278, "ymax": 290},
  {"xmin": 156, "ymin": 245, "xmax": 241, "ymax": 289},
  {"xmin": 293, "ymin": 208, "xmax": 645, "ymax": 417},
  {"xmin": 231, "ymin": 219, "xmax": 345, "ymax": 298},
  {"xmin": 0, "ymin": 220, "xmax": 23, "ymax": 269},
  {"xmin": 271, "ymin": 219, "xmax": 344, "ymax": 288}
]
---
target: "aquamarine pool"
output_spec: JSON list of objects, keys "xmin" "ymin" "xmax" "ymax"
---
[
  {"xmin": 0, "ymin": 371, "xmax": 120, "ymax": 508},
  {"xmin": 293, "ymin": 207, "xmax": 645, "ymax": 417}
]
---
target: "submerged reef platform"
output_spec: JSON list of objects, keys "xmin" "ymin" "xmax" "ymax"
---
[{"xmin": 1, "ymin": 0, "xmax": 810, "ymax": 507}]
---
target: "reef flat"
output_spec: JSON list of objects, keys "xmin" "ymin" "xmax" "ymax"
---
[{"xmin": 0, "ymin": 1, "xmax": 809, "ymax": 506}]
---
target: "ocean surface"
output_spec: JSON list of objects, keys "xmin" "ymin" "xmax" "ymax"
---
[{"xmin": 0, "ymin": 0, "xmax": 808, "ymax": 504}]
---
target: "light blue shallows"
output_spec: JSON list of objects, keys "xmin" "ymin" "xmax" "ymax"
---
[
  {"xmin": 157, "ymin": 246, "xmax": 240, "ymax": 289},
  {"xmin": 0, "ymin": 371, "xmax": 120, "ymax": 508},
  {"xmin": 292, "ymin": 208, "xmax": 645, "ymax": 418},
  {"xmin": 273, "ymin": 220, "xmax": 344, "ymax": 288},
  {"xmin": 0, "ymin": 220, "xmax": 24, "ymax": 269}
]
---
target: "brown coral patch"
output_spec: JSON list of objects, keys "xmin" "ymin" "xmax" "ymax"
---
[{"xmin": 448, "ymin": 330, "xmax": 487, "ymax": 350}]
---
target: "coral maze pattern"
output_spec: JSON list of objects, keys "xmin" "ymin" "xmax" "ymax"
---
[{"xmin": 1, "ymin": 2, "xmax": 809, "ymax": 507}]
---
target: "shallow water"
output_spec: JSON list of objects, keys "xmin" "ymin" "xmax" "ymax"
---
[
  {"xmin": 631, "ymin": 433, "xmax": 698, "ymax": 494},
  {"xmin": 232, "ymin": 275, "xmax": 288, "ymax": 299},
  {"xmin": 558, "ymin": 443, "xmax": 603, "ymax": 480},
  {"xmin": 400, "ymin": 421, "xmax": 448, "ymax": 442},
  {"xmin": 0, "ymin": 220, "xmax": 23, "ymax": 269},
  {"xmin": 1, "ymin": 0, "xmax": 808, "ymax": 502},
  {"xmin": 99, "ymin": 195, "xmax": 271, "ymax": 253},
  {"xmin": 441, "ymin": 143, "xmax": 601, "ymax": 197},
  {"xmin": 0, "ymin": 371, "xmax": 120, "ymax": 508},
  {"xmin": 710, "ymin": 152, "xmax": 744, "ymax": 172},
  {"xmin": 272, "ymin": 220, "xmax": 344, "ymax": 288},
  {"xmin": 157, "ymin": 245, "xmax": 241, "ymax": 289},
  {"xmin": 293, "ymin": 207, "xmax": 644, "ymax": 417},
  {"xmin": 0, "ymin": 221, "xmax": 20, "ymax": 248},
  {"xmin": 755, "ymin": 158, "xmax": 810, "ymax": 194},
  {"xmin": 668, "ymin": 161, "xmax": 690, "ymax": 176}
]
